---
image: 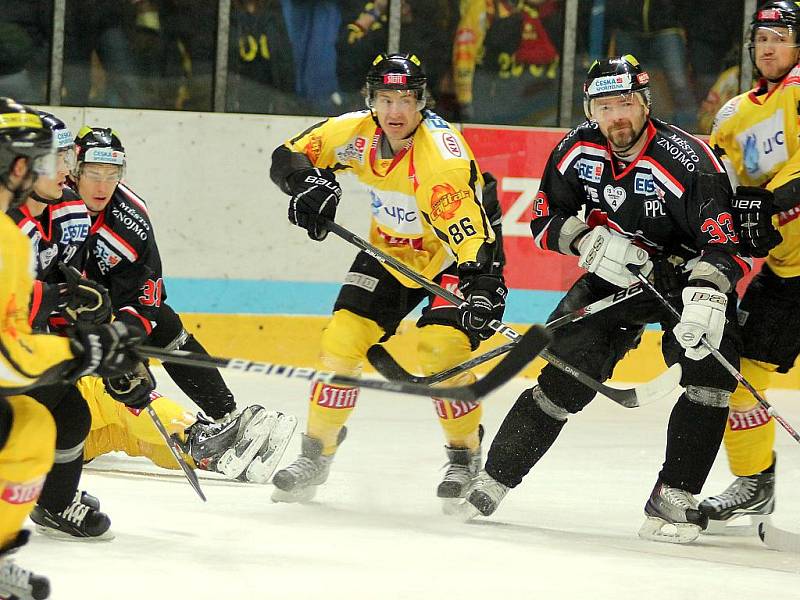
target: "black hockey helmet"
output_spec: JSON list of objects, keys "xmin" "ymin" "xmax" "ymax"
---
[
  {"xmin": 749, "ymin": 1, "xmax": 800, "ymax": 77},
  {"xmin": 73, "ymin": 126, "xmax": 126, "ymax": 179},
  {"xmin": 0, "ymin": 97, "xmax": 55, "ymax": 209},
  {"xmin": 365, "ymin": 53, "xmax": 428, "ymax": 111},
  {"xmin": 38, "ymin": 111, "xmax": 74, "ymax": 151},
  {"xmin": 583, "ymin": 55, "xmax": 651, "ymax": 119}
]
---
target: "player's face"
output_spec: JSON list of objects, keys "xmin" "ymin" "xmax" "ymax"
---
[
  {"xmin": 372, "ymin": 90, "xmax": 422, "ymax": 143},
  {"xmin": 754, "ymin": 26, "xmax": 800, "ymax": 80},
  {"xmin": 592, "ymin": 93, "xmax": 649, "ymax": 152},
  {"xmin": 32, "ymin": 148, "xmax": 73, "ymax": 202},
  {"xmin": 77, "ymin": 163, "xmax": 122, "ymax": 214}
]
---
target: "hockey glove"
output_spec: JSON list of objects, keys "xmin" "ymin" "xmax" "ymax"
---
[
  {"xmin": 67, "ymin": 321, "xmax": 143, "ymax": 379},
  {"xmin": 104, "ymin": 361, "xmax": 155, "ymax": 410},
  {"xmin": 673, "ymin": 286, "xmax": 727, "ymax": 361},
  {"xmin": 731, "ymin": 186, "xmax": 782, "ymax": 258},
  {"xmin": 288, "ymin": 167, "xmax": 341, "ymax": 241},
  {"xmin": 458, "ymin": 264, "xmax": 507, "ymax": 341},
  {"xmin": 58, "ymin": 263, "xmax": 112, "ymax": 325},
  {"xmin": 577, "ymin": 227, "xmax": 652, "ymax": 288},
  {"xmin": 649, "ymin": 254, "xmax": 685, "ymax": 303}
]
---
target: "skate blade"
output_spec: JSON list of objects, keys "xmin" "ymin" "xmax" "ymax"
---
[
  {"xmin": 35, "ymin": 524, "xmax": 115, "ymax": 542},
  {"xmin": 703, "ymin": 514, "xmax": 771, "ymax": 537},
  {"xmin": 244, "ymin": 415, "xmax": 297, "ymax": 484},
  {"xmin": 638, "ymin": 516, "xmax": 701, "ymax": 544},
  {"xmin": 271, "ymin": 485, "xmax": 317, "ymax": 504},
  {"xmin": 442, "ymin": 498, "xmax": 482, "ymax": 522},
  {"xmin": 215, "ymin": 411, "xmax": 275, "ymax": 479}
]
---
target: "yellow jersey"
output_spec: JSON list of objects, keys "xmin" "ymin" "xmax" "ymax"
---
[
  {"xmin": 284, "ymin": 110, "xmax": 493, "ymax": 287},
  {"xmin": 711, "ymin": 66, "xmax": 800, "ymax": 277},
  {"xmin": 0, "ymin": 212, "xmax": 74, "ymax": 391}
]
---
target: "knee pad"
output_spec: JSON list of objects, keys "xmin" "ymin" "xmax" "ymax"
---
[
  {"xmin": 0, "ymin": 396, "xmax": 56, "ymax": 481},
  {"xmin": 319, "ymin": 309, "xmax": 384, "ymax": 376},
  {"xmin": 417, "ymin": 324, "xmax": 472, "ymax": 377},
  {"xmin": 532, "ymin": 385, "xmax": 569, "ymax": 422},
  {"xmin": 538, "ymin": 364, "xmax": 596, "ymax": 414},
  {"xmin": 685, "ymin": 385, "xmax": 731, "ymax": 408}
]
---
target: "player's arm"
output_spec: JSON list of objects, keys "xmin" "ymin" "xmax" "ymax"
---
[
  {"xmin": 104, "ymin": 246, "xmax": 162, "ymax": 338},
  {"xmin": 269, "ymin": 119, "xmax": 342, "ymax": 241}
]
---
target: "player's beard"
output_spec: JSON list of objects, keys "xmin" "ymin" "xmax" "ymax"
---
[{"xmin": 607, "ymin": 121, "xmax": 638, "ymax": 152}]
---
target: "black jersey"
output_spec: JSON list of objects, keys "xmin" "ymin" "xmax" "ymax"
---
[
  {"xmin": 84, "ymin": 182, "xmax": 166, "ymax": 336},
  {"xmin": 532, "ymin": 118, "xmax": 750, "ymax": 291},
  {"xmin": 9, "ymin": 187, "xmax": 92, "ymax": 329}
]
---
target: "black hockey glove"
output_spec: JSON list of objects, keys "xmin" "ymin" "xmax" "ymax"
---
[
  {"xmin": 67, "ymin": 321, "xmax": 143, "ymax": 380},
  {"xmin": 58, "ymin": 263, "xmax": 112, "ymax": 325},
  {"xmin": 457, "ymin": 264, "xmax": 507, "ymax": 341},
  {"xmin": 731, "ymin": 186, "xmax": 782, "ymax": 258},
  {"xmin": 287, "ymin": 167, "xmax": 342, "ymax": 241},
  {"xmin": 104, "ymin": 360, "xmax": 155, "ymax": 410},
  {"xmin": 649, "ymin": 254, "xmax": 685, "ymax": 303}
]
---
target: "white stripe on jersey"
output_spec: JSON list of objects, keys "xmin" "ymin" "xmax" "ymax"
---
[
  {"xmin": 19, "ymin": 220, "xmax": 37, "ymax": 238},
  {"xmin": 557, "ymin": 143, "xmax": 609, "ymax": 175},
  {"xmin": 117, "ymin": 184, "xmax": 149, "ymax": 215},
  {"xmin": 51, "ymin": 203, "xmax": 88, "ymax": 220},
  {"xmin": 98, "ymin": 226, "xmax": 137, "ymax": 262},
  {"xmin": 639, "ymin": 158, "xmax": 685, "ymax": 198}
]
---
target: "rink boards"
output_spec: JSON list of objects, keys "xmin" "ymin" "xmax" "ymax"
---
[{"xmin": 39, "ymin": 106, "xmax": 800, "ymax": 387}]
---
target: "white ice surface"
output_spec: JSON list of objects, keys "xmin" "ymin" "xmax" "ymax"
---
[{"xmin": 24, "ymin": 368, "xmax": 800, "ymax": 599}]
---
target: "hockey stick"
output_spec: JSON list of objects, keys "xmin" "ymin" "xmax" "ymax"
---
[
  {"xmin": 628, "ymin": 266, "xmax": 800, "ymax": 443},
  {"xmin": 326, "ymin": 220, "xmax": 681, "ymax": 409},
  {"xmin": 137, "ymin": 323, "xmax": 550, "ymax": 403},
  {"xmin": 146, "ymin": 406, "xmax": 207, "ymax": 502},
  {"xmin": 759, "ymin": 522, "xmax": 800, "ymax": 553},
  {"xmin": 367, "ymin": 281, "xmax": 648, "ymax": 386}
]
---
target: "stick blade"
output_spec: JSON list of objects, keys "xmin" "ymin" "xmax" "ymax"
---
[
  {"xmin": 468, "ymin": 324, "xmax": 551, "ymax": 399},
  {"xmin": 367, "ymin": 344, "xmax": 417, "ymax": 383},
  {"xmin": 759, "ymin": 522, "xmax": 800, "ymax": 553},
  {"xmin": 634, "ymin": 363, "xmax": 683, "ymax": 406}
]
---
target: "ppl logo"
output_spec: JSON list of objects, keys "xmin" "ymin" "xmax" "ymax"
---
[{"xmin": 384, "ymin": 73, "xmax": 407, "ymax": 85}]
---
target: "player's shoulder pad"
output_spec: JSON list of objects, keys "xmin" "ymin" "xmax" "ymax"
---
[
  {"xmin": 418, "ymin": 110, "xmax": 471, "ymax": 164},
  {"xmin": 651, "ymin": 119, "xmax": 725, "ymax": 176},
  {"xmin": 711, "ymin": 93, "xmax": 745, "ymax": 133},
  {"xmin": 107, "ymin": 183, "xmax": 154, "ymax": 249}
]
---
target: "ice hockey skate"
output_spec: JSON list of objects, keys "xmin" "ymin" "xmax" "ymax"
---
[
  {"xmin": 699, "ymin": 457, "xmax": 775, "ymax": 536},
  {"xmin": 240, "ymin": 411, "xmax": 297, "ymax": 484},
  {"xmin": 638, "ymin": 482, "xmax": 708, "ymax": 544},
  {"xmin": 29, "ymin": 490, "xmax": 112, "ymax": 541},
  {"xmin": 180, "ymin": 405, "xmax": 272, "ymax": 480},
  {"xmin": 271, "ymin": 427, "xmax": 346, "ymax": 503},
  {"xmin": 455, "ymin": 469, "xmax": 510, "ymax": 521},
  {"xmin": 0, "ymin": 532, "xmax": 49, "ymax": 600},
  {"xmin": 437, "ymin": 426, "xmax": 483, "ymax": 515}
]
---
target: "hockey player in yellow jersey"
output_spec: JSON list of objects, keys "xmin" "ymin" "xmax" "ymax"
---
[
  {"xmin": 701, "ymin": 1, "xmax": 800, "ymax": 528},
  {"xmin": 0, "ymin": 98, "xmax": 142, "ymax": 600},
  {"xmin": 269, "ymin": 53, "xmax": 505, "ymax": 509}
]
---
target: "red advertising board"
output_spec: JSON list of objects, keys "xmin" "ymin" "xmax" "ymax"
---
[{"xmin": 462, "ymin": 124, "xmax": 760, "ymax": 294}]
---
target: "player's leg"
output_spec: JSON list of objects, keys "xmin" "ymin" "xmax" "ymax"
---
[
  {"xmin": 699, "ymin": 268, "xmax": 796, "ymax": 526},
  {"xmin": 640, "ymin": 301, "xmax": 740, "ymax": 544},
  {"xmin": 272, "ymin": 251, "xmax": 406, "ymax": 503},
  {"xmin": 27, "ymin": 383, "xmax": 111, "ymax": 540},
  {"xmin": 464, "ymin": 276, "xmax": 645, "ymax": 518},
  {"xmin": 0, "ymin": 395, "xmax": 55, "ymax": 600}
]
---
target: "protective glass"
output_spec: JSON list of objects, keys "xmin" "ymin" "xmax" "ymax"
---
[{"xmin": 81, "ymin": 165, "xmax": 123, "ymax": 183}]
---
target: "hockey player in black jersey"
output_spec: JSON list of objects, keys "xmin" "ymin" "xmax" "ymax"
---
[
  {"xmin": 71, "ymin": 126, "xmax": 295, "ymax": 484},
  {"xmin": 459, "ymin": 56, "xmax": 751, "ymax": 544}
]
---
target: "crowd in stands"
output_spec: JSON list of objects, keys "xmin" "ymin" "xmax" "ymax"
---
[{"xmin": 0, "ymin": 0, "xmax": 762, "ymax": 132}]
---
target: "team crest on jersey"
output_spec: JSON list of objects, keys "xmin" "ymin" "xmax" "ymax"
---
[
  {"xmin": 431, "ymin": 183, "xmax": 469, "ymax": 220},
  {"xmin": 38, "ymin": 245, "xmax": 58, "ymax": 270},
  {"xmin": 307, "ymin": 134, "xmax": 323, "ymax": 162},
  {"xmin": 575, "ymin": 158, "xmax": 603, "ymax": 183},
  {"xmin": 603, "ymin": 185, "xmax": 627, "ymax": 210},
  {"xmin": 335, "ymin": 136, "xmax": 367, "ymax": 163},
  {"xmin": 93, "ymin": 239, "xmax": 122, "ymax": 274},
  {"xmin": 634, "ymin": 172, "xmax": 656, "ymax": 196}
]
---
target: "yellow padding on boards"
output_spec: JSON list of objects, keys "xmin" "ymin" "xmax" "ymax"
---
[{"xmin": 175, "ymin": 313, "xmax": 800, "ymax": 388}]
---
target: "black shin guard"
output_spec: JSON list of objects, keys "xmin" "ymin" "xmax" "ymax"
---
[
  {"xmin": 33, "ymin": 385, "xmax": 90, "ymax": 513},
  {"xmin": 659, "ymin": 392, "xmax": 728, "ymax": 494},
  {"xmin": 160, "ymin": 334, "xmax": 236, "ymax": 420},
  {"xmin": 485, "ymin": 388, "xmax": 567, "ymax": 488}
]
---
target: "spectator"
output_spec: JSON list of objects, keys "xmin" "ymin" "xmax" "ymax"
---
[{"xmin": 0, "ymin": 2, "xmax": 52, "ymax": 103}]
